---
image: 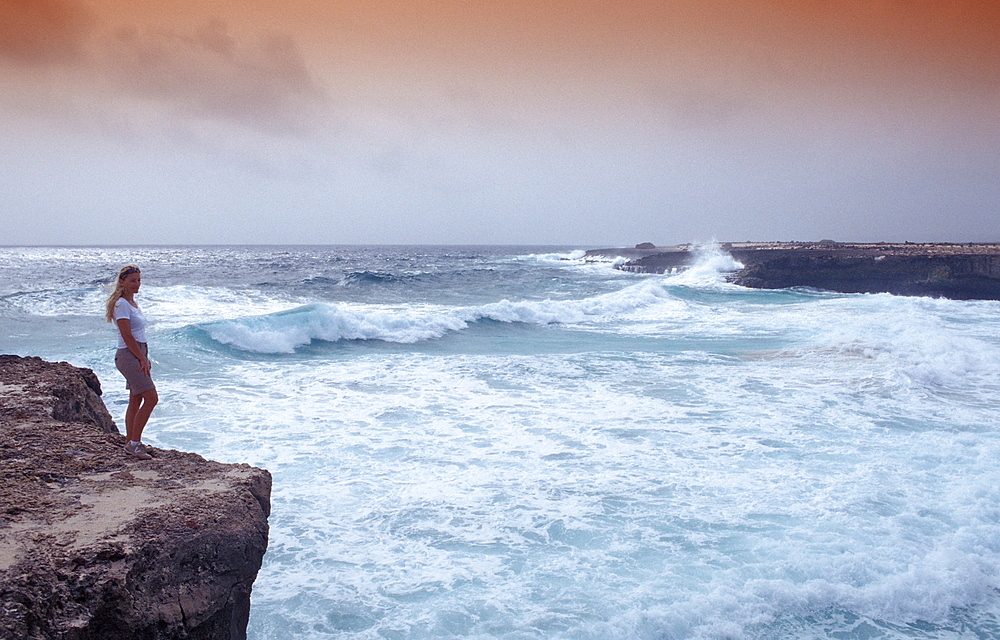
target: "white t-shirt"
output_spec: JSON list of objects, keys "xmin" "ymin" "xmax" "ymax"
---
[{"xmin": 113, "ymin": 297, "xmax": 149, "ymax": 349}]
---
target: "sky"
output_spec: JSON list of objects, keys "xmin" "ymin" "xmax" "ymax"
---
[{"xmin": 1, "ymin": 0, "xmax": 997, "ymax": 246}]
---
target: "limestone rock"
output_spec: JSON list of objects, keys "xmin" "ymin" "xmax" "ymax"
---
[
  {"xmin": 0, "ymin": 356, "xmax": 117, "ymax": 434},
  {"xmin": 0, "ymin": 355, "xmax": 271, "ymax": 640}
]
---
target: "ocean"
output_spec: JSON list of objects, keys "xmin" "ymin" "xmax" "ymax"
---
[{"xmin": 1, "ymin": 244, "xmax": 999, "ymax": 640}]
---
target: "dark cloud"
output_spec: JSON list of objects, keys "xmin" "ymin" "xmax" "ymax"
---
[
  {"xmin": 1, "ymin": 3, "xmax": 327, "ymax": 138},
  {"xmin": 104, "ymin": 21, "xmax": 327, "ymax": 136},
  {"xmin": 0, "ymin": 0, "xmax": 96, "ymax": 66}
]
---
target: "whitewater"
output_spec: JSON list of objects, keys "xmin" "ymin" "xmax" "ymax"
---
[{"xmin": 1, "ymin": 245, "xmax": 999, "ymax": 640}]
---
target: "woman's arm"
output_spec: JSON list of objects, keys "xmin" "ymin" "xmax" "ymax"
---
[{"xmin": 116, "ymin": 318, "xmax": 152, "ymax": 375}]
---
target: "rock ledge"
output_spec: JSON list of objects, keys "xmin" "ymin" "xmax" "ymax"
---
[
  {"xmin": 588, "ymin": 242, "xmax": 1000, "ymax": 300},
  {"xmin": 0, "ymin": 355, "xmax": 271, "ymax": 640}
]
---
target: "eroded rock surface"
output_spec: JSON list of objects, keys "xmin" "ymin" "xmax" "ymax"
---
[{"xmin": 0, "ymin": 355, "xmax": 271, "ymax": 640}]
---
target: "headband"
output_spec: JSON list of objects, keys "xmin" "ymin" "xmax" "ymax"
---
[{"xmin": 119, "ymin": 267, "xmax": 139, "ymax": 280}]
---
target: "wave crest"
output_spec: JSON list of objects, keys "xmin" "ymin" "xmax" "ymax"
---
[
  {"xmin": 200, "ymin": 303, "xmax": 466, "ymax": 353},
  {"xmin": 198, "ymin": 281, "xmax": 683, "ymax": 353}
]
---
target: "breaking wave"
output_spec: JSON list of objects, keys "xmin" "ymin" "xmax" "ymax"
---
[{"xmin": 197, "ymin": 280, "xmax": 684, "ymax": 353}]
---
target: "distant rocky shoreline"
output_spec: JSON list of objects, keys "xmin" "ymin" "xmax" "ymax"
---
[
  {"xmin": 586, "ymin": 242, "xmax": 1000, "ymax": 300},
  {"xmin": 0, "ymin": 355, "xmax": 271, "ymax": 640}
]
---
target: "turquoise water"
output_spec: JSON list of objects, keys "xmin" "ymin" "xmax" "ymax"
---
[{"xmin": 2, "ymin": 245, "xmax": 999, "ymax": 639}]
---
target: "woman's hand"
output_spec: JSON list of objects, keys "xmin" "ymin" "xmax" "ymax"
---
[{"xmin": 117, "ymin": 318, "xmax": 150, "ymax": 373}]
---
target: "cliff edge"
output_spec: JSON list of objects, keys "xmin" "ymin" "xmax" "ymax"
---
[{"xmin": 0, "ymin": 355, "xmax": 271, "ymax": 640}]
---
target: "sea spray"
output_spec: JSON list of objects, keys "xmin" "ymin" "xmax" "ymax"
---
[{"xmin": 667, "ymin": 242, "xmax": 745, "ymax": 287}]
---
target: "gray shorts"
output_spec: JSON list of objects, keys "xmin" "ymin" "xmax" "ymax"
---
[{"xmin": 115, "ymin": 343, "xmax": 156, "ymax": 395}]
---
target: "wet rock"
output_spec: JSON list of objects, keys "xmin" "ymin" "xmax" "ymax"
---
[{"xmin": 601, "ymin": 242, "xmax": 1000, "ymax": 300}]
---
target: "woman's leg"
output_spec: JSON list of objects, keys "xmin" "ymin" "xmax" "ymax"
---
[
  {"xmin": 125, "ymin": 393, "xmax": 139, "ymax": 441},
  {"xmin": 125, "ymin": 389, "xmax": 158, "ymax": 442}
]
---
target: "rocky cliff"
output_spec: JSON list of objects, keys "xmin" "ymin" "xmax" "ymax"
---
[
  {"xmin": 0, "ymin": 355, "xmax": 271, "ymax": 640},
  {"xmin": 593, "ymin": 242, "xmax": 1000, "ymax": 300}
]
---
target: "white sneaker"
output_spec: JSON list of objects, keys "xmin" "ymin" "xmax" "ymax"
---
[{"xmin": 124, "ymin": 442, "xmax": 152, "ymax": 460}]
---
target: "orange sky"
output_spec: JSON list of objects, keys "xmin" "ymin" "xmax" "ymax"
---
[{"xmin": 1, "ymin": 0, "xmax": 998, "ymax": 244}]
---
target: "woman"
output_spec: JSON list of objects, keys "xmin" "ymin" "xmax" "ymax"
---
[{"xmin": 105, "ymin": 264, "xmax": 158, "ymax": 460}]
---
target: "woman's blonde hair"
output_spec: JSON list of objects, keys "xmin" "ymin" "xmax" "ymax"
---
[{"xmin": 105, "ymin": 265, "xmax": 140, "ymax": 322}]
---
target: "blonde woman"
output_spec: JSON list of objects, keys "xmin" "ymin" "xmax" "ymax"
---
[{"xmin": 105, "ymin": 264, "xmax": 158, "ymax": 460}]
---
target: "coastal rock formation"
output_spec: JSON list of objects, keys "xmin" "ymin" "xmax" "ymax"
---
[
  {"xmin": 593, "ymin": 242, "xmax": 1000, "ymax": 300},
  {"xmin": 0, "ymin": 355, "xmax": 271, "ymax": 640}
]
